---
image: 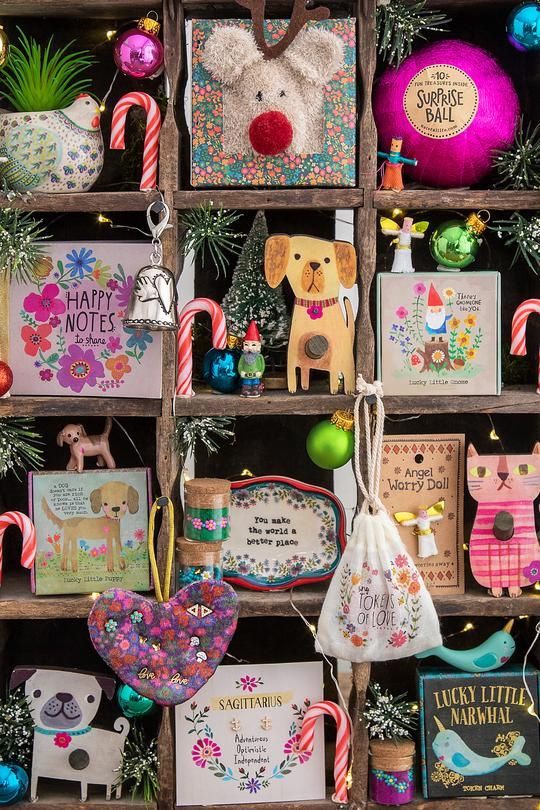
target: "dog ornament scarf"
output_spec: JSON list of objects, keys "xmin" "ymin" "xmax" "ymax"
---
[{"xmin": 317, "ymin": 378, "xmax": 441, "ymax": 662}]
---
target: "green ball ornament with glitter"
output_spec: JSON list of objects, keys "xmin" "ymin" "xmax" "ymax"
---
[
  {"xmin": 429, "ymin": 211, "xmax": 489, "ymax": 272},
  {"xmin": 306, "ymin": 410, "xmax": 354, "ymax": 470},
  {"xmin": 117, "ymin": 683, "xmax": 156, "ymax": 718}
]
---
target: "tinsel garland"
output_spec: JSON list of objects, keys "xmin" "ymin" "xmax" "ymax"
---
[
  {"xmin": 174, "ymin": 416, "xmax": 236, "ymax": 459},
  {"xmin": 180, "ymin": 203, "xmax": 243, "ymax": 278},
  {"xmin": 117, "ymin": 724, "xmax": 159, "ymax": 801},
  {"xmin": 363, "ymin": 682, "xmax": 418, "ymax": 742},
  {"xmin": 0, "ymin": 208, "xmax": 48, "ymax": 282},
  {"xmin": 493, "ymin": 118, "xmax": 540, "ymax": 190},
  {"xmin": 495, "ymin": 212, "xmax": 540, "ymax": 274},
  {"xmin": 0, "ymin": 689, "xmax": 34, "ymax": 768},
  {"xmin": 377, "ymin": 0, "xmax": 451, "ymax": 67},
  {"xmin": 0, "ymin": 417, "xmax": 44, "ymax": 479}
]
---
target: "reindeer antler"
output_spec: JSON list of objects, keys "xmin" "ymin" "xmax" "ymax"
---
[{"xmin": 236, "ymin": 0, "xmax": 330, "ymax": 59}]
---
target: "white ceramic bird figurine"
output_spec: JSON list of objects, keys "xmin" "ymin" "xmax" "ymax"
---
[{"xmin": 0, "ymin": 94, "xmax": 103, "ymax": 192}]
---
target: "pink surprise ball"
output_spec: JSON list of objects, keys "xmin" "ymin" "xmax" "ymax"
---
[{"xmin": 373, "ymin": 40, "xmax": 520, "ymax": 188}]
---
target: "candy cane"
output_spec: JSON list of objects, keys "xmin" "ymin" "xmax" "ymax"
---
[
  {"xmin": 510, "ymin": 298, "xmax": 540, "ymax": 394},
  {"xmin": 0, "ymin": 511, "xmax": 36, "ymax": 585},
  {"xmin": 299, "ymin": 701, "xmax": 351, "ymax": 804},
  {"xmin": 176, "ymin": 298, "xmax": 227, "ymax": 397},
  {"xmin": 110, "ymin": 92, "xmax": 161, "ymax": 190}
]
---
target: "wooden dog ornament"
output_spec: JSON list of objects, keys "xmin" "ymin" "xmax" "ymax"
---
[{"xmin": 265, "ymin": 234, "xmax": 357, "ymax": 393}]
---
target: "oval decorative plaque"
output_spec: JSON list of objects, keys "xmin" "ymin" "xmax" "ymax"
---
[{"xmin": 223, "ymin": 476, "xmax": 346, "ymax": 591}]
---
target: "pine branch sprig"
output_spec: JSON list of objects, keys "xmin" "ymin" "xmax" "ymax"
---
[
  {"xmin": 174, "ymin": 416, "xmax": 236, "ymax": 459},
  {"xmin": 0, "ymin": 688, "xmax": 34, "ymax": 768},
  {"xmin": 363, "ymin": 682, "xmax": 418, "ymax": 742},
  {"xmin": 0, "ymin": 208, "xmax": 49, "ymax": 282},
  {"xmin": 117, "ymin": 724, "xmax": 159, "ymax": 802},
  {"xmin": 493, "ymin": 117, "xmax": 540, "ymax": 190},
  {"xmin": 180, "ymin": 203, "xmax": 244, "ymax": 278},
  {"xmin": 0, "ymin": 417, "xmax": 44, "ymax": 480},
  {"xmin": 494, "ymin": 212, "xmax": 540, "ymax": 274},
  {"xmin": 377, "ymin": 0, "xmax": 451, "ymax": 68}
]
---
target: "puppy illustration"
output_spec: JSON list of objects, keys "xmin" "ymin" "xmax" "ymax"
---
[
  {"xmin": 265, "ymin": 234, "xmax": 357, "ymax": 393},
  {"xmin": 10, "ymin": 667, "xmax": 130, "ymax": 802},
  {"xmin": 42, "ymin": 481, "xmax": 139, "ymax": 573}
]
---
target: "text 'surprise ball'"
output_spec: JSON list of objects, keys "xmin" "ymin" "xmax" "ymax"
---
[{"xmin": 373, "ymin": 40, "xmax": 520, "ymax": 188}]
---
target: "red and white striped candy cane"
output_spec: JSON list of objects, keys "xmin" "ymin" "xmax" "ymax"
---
[
  {"xmin": 0, "ymin": 511, "xmax": 36, "ymax": 585},
  {"xmin": 176, "ymin": 298, "xmax": 227, "ymax": 397},
  {"xmin": 110, "ymin": 92, "xmax": 161, "ymax": 190},
  {"xmin": 299, "ymin": 700, "xmax": 351, "ymax": 804},
  {"xmin": 510, "ymin": 298, "xmax": 540, "ymax": 394}
]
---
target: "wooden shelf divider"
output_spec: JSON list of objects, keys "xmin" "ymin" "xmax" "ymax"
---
[
  {"xmin": 0, "ymin": 396, "xmax": 162, "ymax": 417},
  {"xmin": 173, "ymin": 189, "xmax": 364, "ymax": 210},
  {"xmin": 0, "ymin": 191, "xmax": 160, "ymax": 212}
]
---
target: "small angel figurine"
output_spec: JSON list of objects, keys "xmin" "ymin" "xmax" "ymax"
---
[
  {"xmin": 380, "ymin": 216, "xmax": 429, "ymax": 274},
  {"xmin": 394, "ymin": 500, "xmax": 445, "ymax": 559}
]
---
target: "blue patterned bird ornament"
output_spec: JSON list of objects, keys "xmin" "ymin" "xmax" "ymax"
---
[
  {"xmin": 416, "ymin": 620, "xmax": 515, "ymax": 673},
  {"xmin": 432, "ymin": 716, "xmax": 531, "ymax": 776},
  {"xmin": 0, "ymin": 94, "xmax": 103, "ymax": 192}
]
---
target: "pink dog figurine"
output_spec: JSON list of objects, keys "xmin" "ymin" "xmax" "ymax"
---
[{"xmin": 57, "ymin": 417, "xmax": 116, "ymax": 473}]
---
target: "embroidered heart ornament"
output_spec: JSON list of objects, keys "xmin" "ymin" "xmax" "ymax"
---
[{"xmin": 88, "ymin": 581, "xmax": 238, "ymax": 706}]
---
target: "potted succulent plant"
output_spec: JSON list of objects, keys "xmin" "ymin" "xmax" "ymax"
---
[
  {"xmin": 0, "ymin": 29, "xmax": 102, "ymax": 193},
  {"xmin": 364, "ymin": 682, "xmax": 418, "ymax": 805}
]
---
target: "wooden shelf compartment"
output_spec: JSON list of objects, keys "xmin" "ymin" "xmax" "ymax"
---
[
  {"xmin": 174, "ymin": 387, "xmax": 355, "ymax": 416},
  {"xmin": 374, "ymin": 190, "xmax": 540, "ymax": 210},
  {"xmin": 173, "ymin": 189, "xmax": 364, "ymax": 210},
  {"xmin": 0, "ymin": 0, "xmax": 156, "ymax": 16},
  {"xmin": 0, "ymin": 191, "xmax": 160, "ymax": 212},
  {"xmin": 0, "ymin": 396, "xmax": 162, "ymax": 417},
  {"xmin": 385, "ymin": 386, "xmax": 540, "ymax": 416}
]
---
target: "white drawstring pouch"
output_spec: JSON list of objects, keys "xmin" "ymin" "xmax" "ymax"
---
[{"xmin": 316, "ymin": 379, "xmax": 442, "ymax": 662}]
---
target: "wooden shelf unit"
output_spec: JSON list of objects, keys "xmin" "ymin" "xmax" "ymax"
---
[{"xmin": 0, "ymin": 396, "xmax": 163, "ymax": 417}]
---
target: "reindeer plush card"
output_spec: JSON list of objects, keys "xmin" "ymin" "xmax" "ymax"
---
[
  {"xmin": 377, "ymin": 272, "xmax": 501, "ymax": 396},
  {"xmin": 381, "ymin": 434, "xmax": 465, "ymax": 594},
  {"xmin": 188, "ymin": 1, "xmax": 356, "ymax": 187}
]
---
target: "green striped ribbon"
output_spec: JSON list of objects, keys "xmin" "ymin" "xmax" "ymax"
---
[{"xmin": 184, "ymin": 506, "xmax": 230, "ymax": 541}]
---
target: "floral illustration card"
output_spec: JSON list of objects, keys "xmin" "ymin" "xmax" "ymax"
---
[
  {"xmin": 381, "ymin": 434, "xmax": 465, "ymax": 594},
  {"xmin": 223, "ymin": 476, "xmax": 346, "ymax": 591},
  {"xmin": 175, "ymin": 662, "xmax": 325, "ymax": 806},
  {"xmin": 29, "ymin": 468, "xmax": 152, "ymax": 595},
  {"xmin": 9, "ymin": 242, "xmax": 162, "ymax": 397},
  {"xmin": 377, "ymin": 272, "xmax": 500, "ymax": 396}
]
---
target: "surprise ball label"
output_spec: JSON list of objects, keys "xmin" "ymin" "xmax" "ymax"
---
[{"xmin": 403, "ymin": 64, "xmax": 478, "ymax": 139}]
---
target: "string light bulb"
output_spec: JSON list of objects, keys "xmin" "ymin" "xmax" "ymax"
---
[
  {"xmin": 97, "ymin": 213, "xmax": 112, "ymax": 225},
  {"xmin": 463, "ymin": 622, "xmax": 474, "ymax": 631},
  {"xmin": 106, "ymin": 29, "xmax": 117, "ymax": 40},
  {"xmin": 90, "ymin": 592, "xmax": 100, "ymax": 600},
  {"xmin": 346, "ymin": 768, "xmax": 353, "ymax": 790},
  {"xmin": 535, "ymin": 583, "xmax": 540, "ymax": 592},
  {"xmin": 240, "ymin": 468, "xmax": 254, "ymax": 478},
  {"xmin": 489, "ymin": 428, "xmax": 500, "ymax": 441},
  {"xmin": 520, "ymin": 615, "xmax": 529, "ymax": 620},
  {"xmin": 309, "ymin": 623, "xmax": 317, "ymax": 635},
  {"xmin": 99, "ymin": 102, "xmax": 106, "ymax": 113}
]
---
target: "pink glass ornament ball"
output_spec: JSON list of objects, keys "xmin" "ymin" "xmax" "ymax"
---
[{"xmin": 113, "ymin": 28, "xmax": 164, "ymax": 79}]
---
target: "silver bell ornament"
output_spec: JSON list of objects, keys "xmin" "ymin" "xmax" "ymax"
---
[{"xmin": 123, "ymin": 200, "xmax": 178, "ymax": 330}]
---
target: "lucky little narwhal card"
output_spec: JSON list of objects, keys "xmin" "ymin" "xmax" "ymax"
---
[
  {"xmin": 377, "ymin": 272, "xmax": 501, "ymax": 396},
  {"xmin": 381, "ymin": 434, "xmax": 465, "ymax": 594}
]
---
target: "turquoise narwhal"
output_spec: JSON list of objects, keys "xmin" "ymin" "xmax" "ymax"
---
[
  {"xmin": 432, "ymin": 716, "xmax": 531, "ymax": 776},
  {"xmin": 416, "ymin": 620, "xmax": 515, "ymax": 673}
]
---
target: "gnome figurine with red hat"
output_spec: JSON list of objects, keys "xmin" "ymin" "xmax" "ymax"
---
[
  {"xmin": 425, "ymin": 283, "xmax": 451, "ymax": 341},
  {"xmin": 238, "ymin": 321, "xmax": 265, "ymax": 397}
]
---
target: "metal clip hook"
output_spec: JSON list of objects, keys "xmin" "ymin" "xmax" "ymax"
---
[{"xmin": 146, "ymin": 199, "xmax": 171, "ymax": 241}]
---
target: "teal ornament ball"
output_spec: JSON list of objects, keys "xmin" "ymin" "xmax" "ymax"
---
[
  {"xmin": 429, "ymin": 212, "xmax": 487, "ymax": 271},
  {"xmin": 0, "ymin": 763, "xmax": 28, "ymax": 805},
  {"xmin": 202, "ymin": 340, "xmax": 241, "ymax": 394},
  {"xmin": 507, "ymin": 2, "xmax": 540, "ymax": 50},
  {"xmin": 117, "ymin": 683, "xmax": 156, "ymax": 718},
  {"xmin": 306, "ymin": 411, "xmax": 354, "ymax": 470}
]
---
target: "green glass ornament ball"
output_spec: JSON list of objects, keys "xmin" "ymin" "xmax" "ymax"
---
[
  {"xmin": 429, "ymin": 218, "xmax": 481, "ymax": 270},
  {"xmin": 117, "ymin": 683, "xmax": 156, "ymax": 718},
  {"xmin": 306, "ymin": 414, "xmax": 354, "ymax": 470}
]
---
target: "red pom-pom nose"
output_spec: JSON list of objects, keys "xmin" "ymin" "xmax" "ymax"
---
[{"xmin": 249, "ymin": 111, "xmax": 293, "ymax": 156}]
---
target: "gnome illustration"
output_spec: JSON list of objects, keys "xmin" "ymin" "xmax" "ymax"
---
[
  {"xmin": 425, "ymin": 283, "xmax": 451, "ymax": 341},
  {"xmin": 238, "ymin": 321, "xmax": 265, "ymax": 397}
]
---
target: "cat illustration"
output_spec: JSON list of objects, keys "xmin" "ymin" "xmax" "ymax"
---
[{"xmin": 467, "ymin": 443, "xmax": 540, "ymax": 597}]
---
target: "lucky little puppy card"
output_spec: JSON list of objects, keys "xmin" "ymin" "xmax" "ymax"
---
[{"xmin": 175, "ymin": 662, "xmax": 325, "ymax": 805}]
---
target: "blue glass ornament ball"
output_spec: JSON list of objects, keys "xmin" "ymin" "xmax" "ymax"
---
[
  {"xmin": 202, "ymin": 347, "xmax": 241, "ymax": 394},
  {"xmin": 507, "ymin": 2, "xmax": 540, "ymax": 50},
  {"xmin": 117, "ymin": 683, "xmax": 156, "ymax": 718},
  {"xmin": 0, "ymin": 763, "xmax": 28, "ymax": 806}
]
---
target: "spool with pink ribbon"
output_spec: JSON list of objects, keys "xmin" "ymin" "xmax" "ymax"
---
[
  {"xmin": 0, "ymin": 511, "xmax": 37, "ymax": 585},
  {"xmin": 176, "ymin": 298, "xmax": 227, "ymax": 398},
  {"xmin": 299, "ymin": 700, "xmax": 351, "ymax": 804},
  {"xmin": 510, "ymin": 298, "xmax": 540, "ymax": 394},
  {"xmin": 110, "ymin": 91, "xmax": 161, "ymax": 190}
]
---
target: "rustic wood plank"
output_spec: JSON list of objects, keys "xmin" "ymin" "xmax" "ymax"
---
[
  {"xmin": 0, "ymin": 0, "xmax": 151, "ymax": 14},
  {"xmin": 384, "ymin": 386, "xmax": 540, "ymax": 415},
  {"xmin": 0, "ymin": 396, "xmax": 162, "ymax": 417},
  {"xmin": 0, "ymin": 192, "xmax": 160, "ymax": 212},
  {"xmin": 174, "ymin": 388, "xmax": 354, "ymax": 416},
  {"xmin": 16, "ymin": 781, "xmax": 155, "ymax": 808},
  {"xmin": 350, "ymin": 663, "xmax": 370, "ymax": 810},
  {"xmin": 374, "ymin": 190, "xmax": 540, "ymax": 210},
  {"xmin": 173, "ymin": 190, "xmax": 364, "ymax": 210}
]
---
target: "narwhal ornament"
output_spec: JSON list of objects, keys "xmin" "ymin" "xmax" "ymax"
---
[
  {"xmin": 416, "ymin": 620, "xmax": 515, "ymax": 673},
  {"xmin": 432, "ymin": 716, "xmax": 531, "ymax": 776}
]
